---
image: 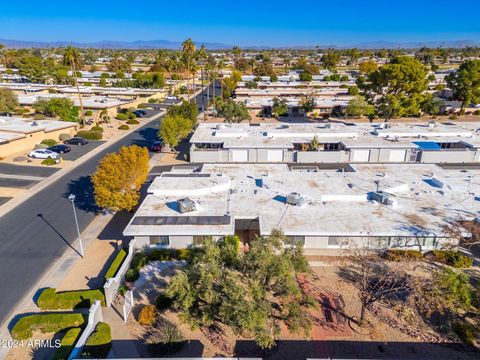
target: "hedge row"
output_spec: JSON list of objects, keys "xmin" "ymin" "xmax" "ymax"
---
[
  {"xmin": 40, "ymin": 139, "xmax": 57, "ymax": 147},
  {"xmin": 146, "ymin": 248, "xmax": 192, "ymax": 261},
  {"xmin": 104, "ymin": 249, "xmax": 127, "ymax": 279},
  {"xmin": 11, "ymin": 313, "xmax": 85, "ymax": 340},
  {"xmin": 76, "ymin": 130, "xmax": 102, "ymax": 140},
  {"xmin": 81, "ymin": 322, "xmax": 112, "ymax": 359},
  {"xmin": 37, "ymin": 288, "xmax": 106, "ymax": 310},
  {"xmin": 52, "ymin": 327, "xmax": 82, "ymax": 360},
  {"xmin": 383, "ymin": 249, "xmax": 473, "ymax": 268}
]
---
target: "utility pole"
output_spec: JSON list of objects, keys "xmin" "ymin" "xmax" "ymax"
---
[{"xmin": 68, "ymin": 194, "xmax": 84, "ymax": 257}]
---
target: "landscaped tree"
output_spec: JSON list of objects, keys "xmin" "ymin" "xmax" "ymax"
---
[
  {"xmin": 181, "ymin": 38, "xmax": 196, "ymax": 101},
  {"xmin": 299, "ymin": 72, "xmax": 313, "ymax": 82},
  {"xmin": 345, "ymin": 97, "xmax": 375, "ymax": 118},
  {"xmin": 92, "ymin": 145, "xmax": 149, "ymax": 212},
  {"xmin": 321, "ymin": 51, "xmax": 340, "ymax": 70},
  {"xmin": 167, "ymin": 101, "xmax": 198, "ymax": 125},
  {"xmin": 358, "ymin": 60, "xmax": 378, "ymax": 75},
  {"xmin": 0, "ymin": 88, "xmax": 19, "ymax": 114},
  {"xmin": 159, "ymin": 114, "xmax": 193, "ymax": 149},
  {"xmin": 214, "ymin": 98, "xmax": 250, "ymax": 123},
  {"xmin": 166, "ymin": 230, "xmax": 314, "ymax": 349},
  {"xmin": 446, "ymin": 59, "xmax": 480, "ymax": 111},
  {"xmin": 301, "ymin": 95, "xmax": 315, "ymax": 114},
  {"xmin": 358, "ymin": 56, "xmax": 430, "ymax": 121},
  {"xmin": 63, "ymin": 46, "xmax": 85, "ymax": 125},
  {"xmin": 33, "ymin": 97, "xmax": 80, "ymax": 122},
  {"xmin": 272, "ymin": 97, "xmax": 288, "ymax": 117}
]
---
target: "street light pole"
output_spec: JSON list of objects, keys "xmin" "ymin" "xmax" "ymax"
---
[{"xmin": 68, "ymin": 194, "xmax": 84, "ymax": 257}]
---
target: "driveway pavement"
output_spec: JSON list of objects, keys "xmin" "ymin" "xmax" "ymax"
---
[
  {"xmin": 0, "ymin": 163, "xmax": 59, "ymax": 177},
  {"xmin": 60, "ymin": 141, "xmax": 105, "ymax": 161}
]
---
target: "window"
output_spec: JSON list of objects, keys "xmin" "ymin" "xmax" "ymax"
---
[
  {"xmin": 328, "ymin": 236, "xmax": 349, "ymax": 247},
  {"xmin": 150, "ymin": 236, "xmax": 169, "ymax": 246},
  {"xmin": 285, "ymin": 236, "xmax": 305, "ymax": 246}
]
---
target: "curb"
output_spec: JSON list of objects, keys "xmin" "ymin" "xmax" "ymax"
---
[{"xmin": 0, "ymin": 111, "xmax": 165, "ymax": 218}]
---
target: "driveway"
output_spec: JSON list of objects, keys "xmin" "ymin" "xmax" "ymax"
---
[{"xmin": 61, "ymin": 141, "xmax": 105, "ymax": 161}]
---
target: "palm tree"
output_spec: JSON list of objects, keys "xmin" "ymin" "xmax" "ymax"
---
[
  {"xmin": 181, "ymin": 38, "xmax": 196, "ymax": 101},
  {"xmin": 63, "ymin": 46, "xmax": 85, "ymax": 125}
]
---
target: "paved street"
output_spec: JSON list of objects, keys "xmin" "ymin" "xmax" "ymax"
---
[{"xmin": 0, "ymin": 84, "xmax": 218, "ymax": 328}]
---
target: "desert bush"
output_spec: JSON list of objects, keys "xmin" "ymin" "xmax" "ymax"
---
[
  {"xmin": 118, "ymin": 124, "xmax": 130, "ymax": 130},
  {"xmin": 41, "ymin": 139, "xmax": 57, "ymax": 147},
  {"xmin": 145, "ymin": 319, "xmax": 184, "ymax": 355},
  {"xmin": 35, "ymin": 143, "xmax": 49, "ymax": 150},
  {"xmin": 132, "ymin": 252, "xmax": 148, "ymax": 271},
  {"xmin": 76, "ymin": 130, "xmax": 102, "ymax": 140},
  {"xmin": 384, "ymin": 249, "xmax": 423, "ymax": 261},
  {"xmin": 42, "ymin": 158, "xmax": 57, "ymax": 166},
  {"xmin": 452, "ymin": 322, "xmax": 476, "ymax": 346},
  {"xmin": 59, "ymin": 133, "xmax": 72, "ymax": 142},
  {"xmin": 425, "ymin": 250, "xmax": 473, "ymax": 268},
  {"xmin": 116, "ymin": 113, "xmax": 128, "ymax": 120},
  {"xmin": 138, "ymin": 305, "xmax": 157, "ymax": 326},
  {"xmin": 91, "ymin": 125, "xmax": 104, "ymax": 132},
  {"xmin": 127, "ymin": 119, "xmax": 139, "ymax": 125},
  {"xmin": 156, "ymin": 292, "xmax": 173, "ymax": 311}
]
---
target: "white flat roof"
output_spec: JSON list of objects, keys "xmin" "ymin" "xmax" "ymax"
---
[
  {"xmin": 124, "ymin": 163, "xmax": 480, "ymax": 237},
  {"xmin": 0, "ymin": 116, "xmax": 77, "ymax": 136},
  {"xmin": 190, "ymin": 122, "xmax": 480, "ymax": 149}
]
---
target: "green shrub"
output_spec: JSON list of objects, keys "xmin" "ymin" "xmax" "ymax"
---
[
  {"xmin": 473, "ymin": 109, "xmax": 480, "ymax": 116},
  {"xmin": 59, "ymin": 133, "xmax": 72, "ymax": 142},
  {"xmin": 33, "ymin": 113, "xmax": 46, "ymax": 120},
  {"xmin": 156, "ymin": 292, "xmax": 173, "ymax": 311},
  {"xmin": 146, "ymin": 248, "xmax": 192, "ymax": 261},
  {"xmin": 37, "ymin": 288, "xmax": 106, "ymax": 310},
  {"xmin": 118, "ymin": 124, "xmax": 130, "ymax": 130},
  {"xmin": 127, "ymin": 112, "xmax": 137, "ymax": 119},
  {"xmin": 118, "ymin": 284, "xmax": 128, "ymax": 296},
  {"xmin": 125, "ymin": 268, "xmax": 139, "ymax": 282},
  {"xmin": 148, "ymin": 98, "xmax": 160, "ymax": 103},
  {"xmin": 137, "ymin": 103, "xmax": 148, "ymax": 109},
  {"xmin": 76, "ymin": 130, "xmax": 102, "ymax": 140},
  {"xmin": 41, "ymin": 139, "xmax": 57, "ymax": 147},
  {"xmin": 453, "ymin": 322, "xmax": 476, "ymax": 346},
  {"xmin": 425, "ymin": 250, "xmax": 473, "ymax": 268},
  {"xmin": 127, "ymin": 119, "xmax": 140, "ymax": 125},
  {"xmin": 35, "ymin": 143, "xmax": 49, "ymax": 150},
  {"xmin": 104, "ymin": 249, "xmax": 127, "ymax": 279},
  {"xmin": 84, "ymin": 110, "xmax": 93, "ymax": 116},
  {"xmin": 132, "ymin": 252, "xmax": 148, "ymax": 271},
  {"xmin": 116, "ymin": 113, "xmax": 128, "ymax": 120},
  {"xmin": 384, "ymin": 249, "xmax": 423, "ymax": 261},
  {"xmin": 82, "ymin": 322, "xmax": 112, "ymax": 359},
  {"xmin": 42, "ymin": 158, "xmax": 57, "ymax": 166},
  {"xmin": 138, "ymin": 305, "xmax": 157, "ymax": 325},
  {"xmin": 12, "ymin": 313, "xmax": 85, "ymax": 340},
  {"xmin": 52, "ymin": 327, "xmax": 82, "ymax": 360},
  {"xmin": 449, "ymin": 115, "xmax": 458, "ymax": 120},
  {"xmin": 91, "ymin": 125, "xmax": 104, "ymax": 132}
]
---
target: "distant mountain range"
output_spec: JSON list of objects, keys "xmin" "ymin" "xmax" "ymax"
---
[{"xmin": 0, "ymin": 38, "xmax": 479, "ymax": 50}]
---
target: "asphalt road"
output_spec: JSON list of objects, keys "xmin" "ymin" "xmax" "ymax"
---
[{"xmin": 0, "ymin": 84, "xmax": 218, "ymax": 327}]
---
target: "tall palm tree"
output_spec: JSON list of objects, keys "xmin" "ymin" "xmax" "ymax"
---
[
  {"xmin": 63, "ymin": 46, "xmax": 85, "ymax": 126},
  {"xmin": 181, "ymin": 38, "xmax": 196, "ymax": 101}
]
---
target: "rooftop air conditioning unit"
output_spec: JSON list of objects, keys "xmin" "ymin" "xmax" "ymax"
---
[
  {"xmin": 384, "ymin": 123, "xmax": 391, "ymax": 129},
  {"xmin": 428, "ymin": 121, "xmax": 436, "ymax": 128},
  {"xmin": 178, "ymin": 198, "xmax": 196, "ymax": 213},
  {"xmin": 286, "ymin": 192, "xmax": 305, "ymax": 206},
  {"xmin": 324, "ymin": 123, "xmax": 331, "ymax": 129},
  {"xmin": 370, "ymin": 191, "xmax": 392, "ymax": 205}
]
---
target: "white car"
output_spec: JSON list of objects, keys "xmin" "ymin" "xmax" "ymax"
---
[
  {"xmin": 28, "ymin": 149, "xmax": 60, "ymax": 160},
  {"xmin": 165, "ymin": 95, "xmax": 178, "ymax": 100}
]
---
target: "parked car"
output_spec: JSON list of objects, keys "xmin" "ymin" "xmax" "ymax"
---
[
  {"xmin": 150, "ymin": 140, "xmax": 164, "ymax": 153},
  {"xmin": 48, "ymin": 144, "xmax": 71, "ymax": 154},
  {"xmin": 28, "ymin": 149, "xmax": 60, "ymax": 159},
  {"xmin": 64, "ymin": 137, "xmax": 88, "ymax": 145},
  {"xmin": 134, "ymin": 110, "xmax": 147, "ymax": 118},
  {"xmin": 165, "ymin": 95, "xmax": 178, "ymax": 101}
]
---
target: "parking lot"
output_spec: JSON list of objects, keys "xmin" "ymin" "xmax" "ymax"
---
[{"xmin": 60, "ymin": 141, "xmax": 105, "ymax": 161}]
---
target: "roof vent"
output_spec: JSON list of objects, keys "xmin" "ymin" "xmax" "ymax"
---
[
  {"xmin": 286, "ymin": 192, "xmax": 305, "ymax": 206},
  {"xmin": 428, "ymin": 121, "xmax": 435, "ymax": 128},
  {"xmin": 369, "ymin": 191, "xmax": 392, "ymax": 205},
  {"xmin": 177, "ymin": 198, "xmax": 196, "ymax": 213}
]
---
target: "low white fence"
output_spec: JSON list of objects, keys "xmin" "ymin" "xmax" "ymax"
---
[
  {"xmin": 103, "ymin": 239, "xmax": 137, "ymax": 306},
  {"xmin": 68, "ymin": 300, "xmax": 103, "ymax": 360}
]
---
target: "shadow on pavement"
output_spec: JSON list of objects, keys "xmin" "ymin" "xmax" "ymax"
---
[
  {"xmin": 36, "ymin": 213, "xmax": 82, "ymax": 257},
  {"xmin": 64, "ymin": 176, "xmax": 99, "ymax": 214}
]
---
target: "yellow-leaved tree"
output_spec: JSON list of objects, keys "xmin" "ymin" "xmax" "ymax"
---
[{"xmin": 92, "ymin": 145, "xmax": 149, "ymax": 212}]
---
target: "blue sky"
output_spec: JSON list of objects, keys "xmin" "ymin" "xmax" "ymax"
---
[{"xmin": 1, "ymin": 0, "xmax": 479, "ymax": 46}]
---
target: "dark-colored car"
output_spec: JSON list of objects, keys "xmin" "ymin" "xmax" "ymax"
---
[
  {"xmin": 64, "ymin": 137, "xmax": 88, "ymax": 145},
  {"xmin": 48, "ymin": 144, "xmax": 71, "ymax": 154},
  {"xmin": 134, "ymin": 110, "xmax": 147, "ymax": 118},
  {"xmin": 150, "ymin": 140, "xmax": 164, "ymax": 153}
]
